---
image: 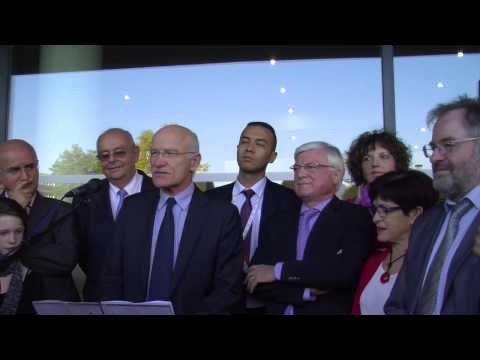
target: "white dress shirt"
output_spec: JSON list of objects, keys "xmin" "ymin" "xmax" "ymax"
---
[
  {"xmin": 108, "ymin": 172, "xmax": 144, "ymax": 218},
  {"xmin": 231, "ymin": 177, "xmax": 267, "ymax": 262}
]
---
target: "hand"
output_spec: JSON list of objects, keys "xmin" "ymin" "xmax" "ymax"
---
[
  {"xmin": 8, "ymin": 181, "xmax": 35, "ymax": 209},
  {"xmin": 245, "ymin": 265, "xmax": 275, "ymax": 294},
  {"xmin": 309, "ymin": 288, "xmax": 330, "ymax": 296},
  {"xmin": 474, "ymin": 227, "xmax": 480, "ymax": 257}
]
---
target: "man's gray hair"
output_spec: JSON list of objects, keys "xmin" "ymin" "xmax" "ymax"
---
[
  {"xmin": 427, "ymin": 95, "xmax": 480, "ymax": 137},
  {"xmin": 155, "ymin": 124, "xmax": 200, "ymax": 153},
  {"xmin": 0, "ymin": 139, "xmax": 38, "ymax": 160},
  {"xmin": 96, "ymin": 128, "xmax": 136, "ymax": 150},
  {"xmin": 295, "ymin": 141, "xmax": 345, "ymax": 184}
]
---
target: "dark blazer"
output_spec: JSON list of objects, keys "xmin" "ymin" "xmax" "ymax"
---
[
  {"xmin": 74, "ymin": 170, "xmax": 156, "ymax": 301},
  {"xmin": 19, "ymin": 193, "xmax": 80, "ymax": 301},
  {"xmin": 251, "ymin": 196, "xmax": 374, "ymax": 315},
  {"xmin": 101, "ymin": 186, "xmax": 244, "ymax": 315},
  {"xmin": 206, "ymin": 178, "xmax": 300, "ymax": 256},
  {"xmin": 385, "ymin": 203, "xmax": 480, "ymax": 315}
]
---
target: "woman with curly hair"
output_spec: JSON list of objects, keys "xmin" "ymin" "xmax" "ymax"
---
[{"xmin": 343, "ymin": 130, "xmax": 412, "ymax": 213}]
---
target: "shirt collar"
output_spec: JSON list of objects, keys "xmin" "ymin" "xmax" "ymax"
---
[
  {"xmin": 109, "ymin": 172, "xmax": 142, "ymax": 196},
  {"xmin": 233, "ymin": 177, "xmax": 267, "ymax": 198},
  {"xmin": 444, "ymin": 184, "xmax": 480, "ymax": 211},
  {"xmin": 4, "ymin": 191, "xmax": 37, "ymax": 209},
  {"xmin": 159, "ymin": 182, "xmax": 195, "ymax": 211},
  {"xmin": 300, "ymin": 196, "xmax": 334, "ymax": 215}
]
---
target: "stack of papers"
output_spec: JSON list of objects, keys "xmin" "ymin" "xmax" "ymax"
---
[{"xmin": 32, "ymin": 300, "xmax": 175, "ymax": 315}]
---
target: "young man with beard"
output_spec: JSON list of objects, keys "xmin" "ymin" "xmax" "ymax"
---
[
  {"xmin": 386, "ymin": 95, "xmax": 480, "ymax": 314},
  {"xmin": 207, "ymin": 122, "xmax": 299, "ymax": 314}
]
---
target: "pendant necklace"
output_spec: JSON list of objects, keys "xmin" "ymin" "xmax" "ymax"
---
[{"xmin": 380, "ymin": 251, "xmax": 406, "ymax": 283}]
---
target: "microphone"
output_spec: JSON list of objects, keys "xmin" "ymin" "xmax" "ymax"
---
[{"xmin": 64, "ymin": 178, "xmax": 103, "ymax": 198}]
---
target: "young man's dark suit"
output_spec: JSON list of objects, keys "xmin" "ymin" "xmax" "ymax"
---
[
  {"xmin": 0, "ymin": 192, "xmax": 81, "ymax": 302},
  {"xmin": 206, "ymin": 179, "xmax": 299, "ymax": 313},
  {"xmin": 74, "ymin": 170, "xmax": 156, "ymax": 301},
  {"xmin": 101, "ymin": 186, "xmax": 244, "ymax": 314},
  {"xmin": 206, "ymin": 179, "xmax": 300, "ymax": 252},
  {"xmin": 251, "ymin": 197, "xmax": 374, "ymax": 315}
]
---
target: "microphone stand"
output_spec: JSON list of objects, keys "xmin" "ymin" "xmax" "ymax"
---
[{"xmin": 28, "ymin": 194, "xmax": 92, "ymax": 242}]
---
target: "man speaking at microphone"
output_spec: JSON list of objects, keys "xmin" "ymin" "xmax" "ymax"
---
[
  {"xmin": 74, "ymin": 128, "xmax": 156, "ymax": 301},
  {"xmin": 101, "ymin": 125, "xmax": 244, "ymax": 314},
  {"xmin": 0, "ymin": 139, "xmax": 80, "ymax": 302}
]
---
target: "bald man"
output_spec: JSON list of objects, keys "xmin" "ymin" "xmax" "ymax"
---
[
  {"xmin": 0, "ymin": 139, "xmax": 79, "ymax": 304},
  {"xmin": 102, "ymin": 125, "xmax": 244, "ymax": 314},
  {"xmin": 74, "ymin": 128, "xmax": 156, "ymax": 301}
]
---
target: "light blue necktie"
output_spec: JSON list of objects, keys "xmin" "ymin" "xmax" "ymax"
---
[
  {"xmin": 416, "ymin": 198, "xmax": 473, "ymax": 314},
  {"xmin": 114, "ymin": 188, "xmax": 128, "ymax": 220}
]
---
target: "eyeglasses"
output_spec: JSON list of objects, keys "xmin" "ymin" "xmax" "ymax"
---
[
  {"xmin": 149, "ymin": 149, "xmax": 198, "ymax": 159},
  {"xmin": 97, "ymin": 149, "xmax": 130, "ymax": 162},
  {"xmin": 372, "ymin": 205, "xmax": 403, "ymax": 217},
  {"xmin": 422, "ymin": 137, "xmax": 480, "ymax": 158},
  {"xmin": 290, "ymin": 162, "xmax": 334, "ymax": 172},
  {"xmin": 362, "ymin": 152, "xmax": 392, "ymax": 162},
  {"xmin": 1, "ymin": 162, "xmax": 38, "ymax": 177}
]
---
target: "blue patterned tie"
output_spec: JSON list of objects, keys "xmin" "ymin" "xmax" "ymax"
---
[
  {"xmin": 416, "ymin": 198, "xmax": 473, "ymax": 314},
  {"xmin": 148, "ymin": 197, "xmax": 176, "ymax": 301}
]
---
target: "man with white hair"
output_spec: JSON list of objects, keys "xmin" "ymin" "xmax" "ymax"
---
[
  {"xmin": 246, "ymin": 141, "xmax": 374, "ymax": 314},
  {"xmin": 102, "ymin": 125, "xmax": 244, "ymax": 314}
]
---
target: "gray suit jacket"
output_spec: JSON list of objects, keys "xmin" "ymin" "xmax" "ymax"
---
[{"xmin": 385, "ymin": 203, "xmax": 480, "ymax": 315}]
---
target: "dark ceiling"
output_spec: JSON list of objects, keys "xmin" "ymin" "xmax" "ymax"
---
[{"xmin": 11, "ymin": 45, "xmax": 480, "ymax": 75}]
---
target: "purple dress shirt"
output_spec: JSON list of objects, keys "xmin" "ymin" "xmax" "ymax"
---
[{"xmin": 274, "ymin": 197, "xmax": 333, "ymax": 315}]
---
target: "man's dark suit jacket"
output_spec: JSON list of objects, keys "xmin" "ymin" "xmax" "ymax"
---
[
  {"xmin": 101, "ymin": 186, "xmax": 245, "ymax": 314},
  {"xmin": 15, "ymin": 193, "xmax": 80, "ymax": 301},
  {"xmin": 251, "ymin": 196, "xmax": 374, "ymax": 315},
  {"xmin": 206, "ymin": 178, "xmax": 300, "ymax": 256},
  {"xmin": 385, "ymin": 203, "xmax": 480, "ymax": 314},
  {"xmin": 74, "ymin": 170, "xmax": 156, "ymax": 301}
]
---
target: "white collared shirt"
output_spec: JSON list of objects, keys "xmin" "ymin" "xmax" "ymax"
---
[
  {"xmin": 108, "ymin": 172, "xmax": 144, "ymax": 218},
  {"xmin": 231, "ymin": 177, "xmax": 267, "ymax": 262}
]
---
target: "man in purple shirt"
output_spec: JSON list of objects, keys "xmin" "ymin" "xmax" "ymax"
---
[{"xmin": 246, "ymin": 141, "xmax": 374, "ymax": 315}]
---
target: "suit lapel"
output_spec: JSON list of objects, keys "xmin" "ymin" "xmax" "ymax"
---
[
  {"xmin": 410, "ymin": 205, "xmax": 447, "ymax": 312},
  {"xmin": 98, "ymin": 183, "xmax": 114, "ymax": 223},
  {"xmin": 28, "ymin": 193, "xmax": 50, "ymax": 230},
  {"xmin": 259, "ymin": 180, "xmax": 275, "ymax": 243},
  {"xmin": 444, "ymin": 210, "xmax": 480, "ymax": 299},
  {"xmin": 222, "ymin": 182, "xmax": 234, "ymax": 202},
  {"xmin": 279, "ymin": 203, "xmax": 301, "ymax": 261},
  {"xmin": 139, "ymin": 193, "xmax": 161, "ymax": 293},
  {"xmin": 170, "ymin": 187, "xmax": 207, "ymax": 293},
  {"xmin": 303, "ymin": 197, "xmax": 340, "ymax": 257}
]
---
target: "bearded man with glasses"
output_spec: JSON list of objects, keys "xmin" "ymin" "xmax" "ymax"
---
[{"xmin": 386, "ymin": 95, "xmax": 480, "ymax": 315}]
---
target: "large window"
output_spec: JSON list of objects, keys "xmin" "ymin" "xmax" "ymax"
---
[
  {"xmin": 395, "ymin": 52, "xmax": 480, "ymax": 171},
  {"xmin": 8, "ymin": 57, "xmax": 383, "ymax": 197}
]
